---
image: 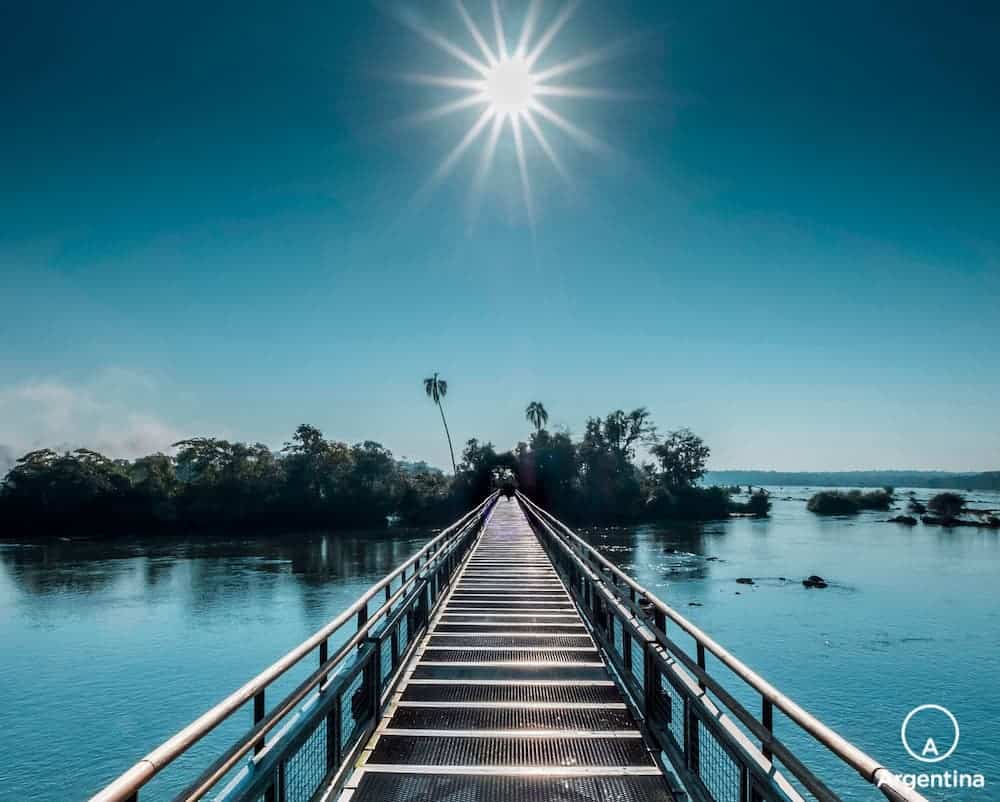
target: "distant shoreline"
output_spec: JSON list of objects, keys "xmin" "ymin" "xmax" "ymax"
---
[{"xmin": 705, "ymin": 470, "xmax": 1000, "ymax": 491}]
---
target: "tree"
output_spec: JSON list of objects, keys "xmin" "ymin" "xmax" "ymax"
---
[
  {"xmin": 525, "ymin": 401, "xmax": 549, "ymax": 432},
  {"xmin": 0, "ymin": 448, "xmax": 130, "ymax": 522},
  {"xmin": 518, "ymin": 428, "xmax": 578, "ymax": 513},
  {"xmin": 424, "ymin": 372, "xmax": 457, "ymax": 475},
  {"xmin": 651, "ymin": 428, "xmax": 710, "ymax": 489},
  {"xmin": 929, "ymin": 492, "xmax": 965, "ymax": 519},
  {"xmin": 603, "ymin": 408, "xmax": 657, "ymax": 465},
  {"xmin": 573, "ymin": 409, "xmax": 657, "ymax": 523},
  {"xmin": 282, "ymin": 424, "xmax": 345, "ymax": 508}
]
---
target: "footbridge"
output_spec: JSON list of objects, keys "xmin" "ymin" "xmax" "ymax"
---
[{"xmin": 90, "ymin": 494, "xmax": 927, "ymax": 802}]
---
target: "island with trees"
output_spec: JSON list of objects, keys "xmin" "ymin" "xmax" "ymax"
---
[{"xmin": 0, "ymin": 379, "xmax": 772, "ymax": 537}]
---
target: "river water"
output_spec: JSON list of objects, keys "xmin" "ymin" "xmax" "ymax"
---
[{"xmin": 1, "ymin": 489, "xmax": 997, "ymax": 801}]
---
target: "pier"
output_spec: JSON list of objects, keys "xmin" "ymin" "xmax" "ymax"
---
[{"xmin": 90, "ymin": 493, "xmax": 925, "ymax": 802}]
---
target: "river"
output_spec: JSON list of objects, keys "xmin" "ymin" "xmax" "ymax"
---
[{"xmin": 1, "ymin": 489, "xmax": 997, "ymax": 801}]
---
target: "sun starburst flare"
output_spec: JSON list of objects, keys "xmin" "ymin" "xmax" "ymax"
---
[{"xmin": 394, "ymin": 0, "xmax": 632, "ymax": 222}]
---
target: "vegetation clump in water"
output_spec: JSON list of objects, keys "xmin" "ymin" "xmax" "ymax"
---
[
  {"xmin": 928, "ymin": 492, "xmax": 965, "ymax": 519},
  {"xmin": 806, "ymin": 489, "xmax": 893, "ymax": 515}
]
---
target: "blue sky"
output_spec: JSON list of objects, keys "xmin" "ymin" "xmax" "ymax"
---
[{"xmin": 2, "ymin": 0, "xmax": 998, "ymax": 471}]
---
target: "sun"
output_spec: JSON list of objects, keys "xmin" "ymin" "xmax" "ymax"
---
[
  {"xmin": 483, "ymin": 55, "xmax": 537, "ymax": 117},
  {"xmin": 393, "ymin": 0, "xmax": 630, "ymax": 222}
]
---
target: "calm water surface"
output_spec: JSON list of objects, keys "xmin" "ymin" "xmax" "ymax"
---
[
  {"xmin": 1, "ymin": 490, "xmax": 998, "ymax": 801},
  {"xmin": 585, "ymin": 488, "xmax": 1000, "ymax": 802},
  {"xmin": 0, "ymin": 529, "xmax": 430, "ymax": 802}
]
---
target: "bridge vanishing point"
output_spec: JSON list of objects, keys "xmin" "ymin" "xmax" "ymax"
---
[{"xmin": 90, "ymin": 493, "xmax": 928, "ymax": 802}]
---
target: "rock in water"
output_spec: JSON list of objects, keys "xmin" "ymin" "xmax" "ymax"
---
[{"xmin": 888, "ymin": 515, "xmax": 918, "ymax": 525}]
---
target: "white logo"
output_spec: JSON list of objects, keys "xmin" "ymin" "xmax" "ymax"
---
[{"xmin": 901, "ymin": 704, "xmax": 960, "ymax": 764}]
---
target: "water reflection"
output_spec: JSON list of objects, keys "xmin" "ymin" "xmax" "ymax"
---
[
  {"xmin": 0, "ymin": 543, "xmax": 132, "ymax": 596},
  {"xmin": 0, "ymin": 529, "xmax": 429, "ymax": 609},
  {"xmin": 143, "ymin": 556, "xmax": 177, "ymax": 590}
]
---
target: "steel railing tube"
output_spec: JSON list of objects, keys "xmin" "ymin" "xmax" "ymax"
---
[
  {"xmin": 89, "ymin": 492, "xmax": 497, "ymax": 802},
  {"xmin": 515, "ymin": 491, "xmax": 929, "ymax": 802},
  {"xmin": 170, "ymin": 569, "xmax": 431, "ymax": 802}
]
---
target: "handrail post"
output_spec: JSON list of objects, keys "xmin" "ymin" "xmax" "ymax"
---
[
  {"xmin": 253, "ymin": 691, "xmax": 266, "ymax": 755},
  {"xmin": 318, "ymin": 638, "xmax": 329, "ymax": 690},
  {"xmin": 643, "ymin": 646, "xmax": 663, "ymax": 725},
  {"xmin": 762, "ymin": 698, "xmax": 774, "ymax": 761},
  {"xmin": 356, "ymin": 607, "xmax": 368, "ymax": 653}
]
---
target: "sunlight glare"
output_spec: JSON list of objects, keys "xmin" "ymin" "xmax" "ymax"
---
[
  {"xmin": 484, "ymin": 55, "xmax": 537, "ymax": 117},
  {"xmin": 395, "ymin": 0, "xmax": 626, "ymax": 222}
]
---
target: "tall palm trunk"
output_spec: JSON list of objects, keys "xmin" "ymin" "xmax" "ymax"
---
[{"xmin": 437, "ymin": 400, "xmax": 457, "ymax": 474}]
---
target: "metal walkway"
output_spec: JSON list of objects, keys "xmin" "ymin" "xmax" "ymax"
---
[
  {"xmin": 339, "ymin": 496, "xmax": 674, "ymax": 802},
  {"xmin": 90, "ymin": 492, "xmax": 927, "ymax": 802}
]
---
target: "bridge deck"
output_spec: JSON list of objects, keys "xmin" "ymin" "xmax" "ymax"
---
[{"xmin": 339, "ymin": 497, "xmax": 673, "ymax": 802}]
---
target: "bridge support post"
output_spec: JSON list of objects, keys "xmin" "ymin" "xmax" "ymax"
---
[
  {"xmin": 696, "ymin": 644, "xmax": 706, "ymax": 691},
  {"xmin": 356, "ymin": 607, "xmax": 368, "ymax": 653},
  {"xmin": 644, "ymin": 647, "xmax": 669, "ymax": 727},
  {"xmin": 762, "ymin": 699, "xmax": 774, "ymax": 761},
  {"xmin": 319, "ymin": 638, "xmax": 329, "ymax": 689},
  {"xmin": 253, "ymin": 691, "xmax": 266, "ymax": 756}
]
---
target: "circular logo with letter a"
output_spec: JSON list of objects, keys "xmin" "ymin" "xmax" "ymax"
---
[{"xmin": 901, "ymin": 705, "xmax": 960, "ymax": 764}]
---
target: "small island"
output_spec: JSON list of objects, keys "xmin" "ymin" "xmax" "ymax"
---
[
  {"xmin": 806, "ymin": 489, "xmax": 893, "ymax": 515},
  {"xmin": 805, "ymin": 487, "xmax": 999, "ymax": 529},
  {"xmin": 0, "ymin": 397, "xmax": 771, "ymax": 539}
]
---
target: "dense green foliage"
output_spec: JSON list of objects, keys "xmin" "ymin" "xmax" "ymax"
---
[
  {"xmin": 730, "ymin": 489, "xmax": 773, "ymax": 517},
  {"xmin": 1, "ymin": 409, "xmax": 763, "ymax": 536},
  {"xmin": 806, "ymin": 489, "xmax": 894, "ymax": 515},
  {"xmin": 0, "ymin": 426, "xmax": 466, "ymax": 534},
  {"xmin": 927, "ymin": 492, "xmax": 966, "ymax": 518}
]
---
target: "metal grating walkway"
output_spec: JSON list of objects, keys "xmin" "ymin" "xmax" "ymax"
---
[{"xmin": 339, "ymin": 497, "xmax": 674, "ymax": 802}]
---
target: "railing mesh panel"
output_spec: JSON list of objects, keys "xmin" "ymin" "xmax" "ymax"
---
[
  {"xmin": 630, "ymin": 635, "xmax": 645, "ymax": 689},
  {"xmin": 340, "ymin": 669, "xmax": 368, "ymax": 751},
  {"xmin": 662, "ymin": 672, "xmax": 685, "ymax": 747},
  {"xmin": 399, "ymin": 612, "xmax": 409, "ymax": 653},
  {"xmin": 379, "ymin": 633, "xmax": 394, "ymax": 690},
  {"xmin": 697, "ymin": 718, "xmax": 743, "ymax": 802},
  {"xmin": 283, "ymin": 715, "xmax": 327, "ymax": 802}
]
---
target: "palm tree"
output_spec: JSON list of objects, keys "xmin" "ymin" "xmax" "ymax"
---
[
  {"xmin": 424, "ymin": 373, "xmax": 457, "ymax": 474},
  {"xmin": 525, "ymin": 401, "xmax": 549, "ymax": 432}
]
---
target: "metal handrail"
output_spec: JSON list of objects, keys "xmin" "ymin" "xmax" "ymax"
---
[
  {"xmin": 172, "ymin": 546, "xmax": 448, "ymax": 802},
  {"xmin": 89, "ymin": 492, "xmax": 498, "ymax": 802},
  {"xmin": 516, "ymin": 491, "xmax": 927, "ymax": 802}
]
